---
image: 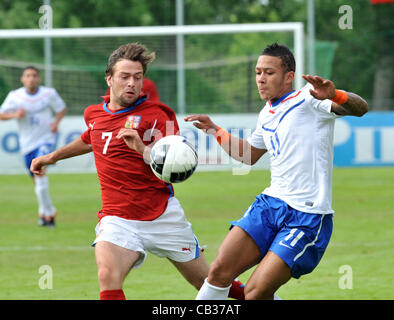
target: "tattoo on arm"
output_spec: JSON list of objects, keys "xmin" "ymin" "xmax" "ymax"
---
[{"xmin": 332, "ymin": 92, "xmax": 369, "ymax": 117}]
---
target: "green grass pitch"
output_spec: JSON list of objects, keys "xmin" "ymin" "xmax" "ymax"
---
[{"xmin": 0, "ymin": 167, "xmax": 393, "ymax": 300}]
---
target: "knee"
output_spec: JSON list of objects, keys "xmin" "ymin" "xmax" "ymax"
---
[
  {"xmin": 97, "ymin": 266, "xmax": 123, "ymax": 289},
  {"xmin": 208, "ymin": 259, "xmax": 235, "ymax": 287},
  {"xmin": 244, "ymin": 284, "xmax": 274, "ymax": 300}
]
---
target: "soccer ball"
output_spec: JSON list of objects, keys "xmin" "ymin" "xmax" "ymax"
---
[{"xmin": 150, "ymin": 135, "xmax": 198, "ymax": 183}]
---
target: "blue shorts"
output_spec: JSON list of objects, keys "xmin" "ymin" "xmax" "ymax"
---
[
  {"xmin": 24, "ymin": 143, "xmax": 54, "ymax": 177},
  {"xmin": 231, "ymin": 194, "xmax": 333, "ymax": 279}
]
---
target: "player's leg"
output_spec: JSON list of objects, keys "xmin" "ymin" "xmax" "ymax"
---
[
  {"xmin": 195, "ymin": 226, "xmax": 261, "ymax": 299},
  {"xmin": 245, "ymin": 211, "xmax": 333, "ymax": 300},
  {"xmin": 196, "ymin": 195, "xmax": 285, "ymax": 300},
  {"xmin": 26, "ymin": 144, "xmax": 57, "ymax": 226},
  {"xmin": 35, "ymin": 144, "xmax": 57, "ymax": 226},
  {"xmin": 169, "ymin": 249, "xmax": 246, "ymax": 300},
  {"xmin": 34, "ymin": 173, "xmax": 56, "ymax": 226},
  {"xmin": 95, "ymin": 241, "xmax": 141, "ymax": 292},
  {"xmin": 244, "ymin": 250, "xmax": 291, "ymax": 300},
  {"xmin": 93, "ymin": 216, "xmax": 147, "ymax": 300},
  {"xmin": 169, "ymin": 249, "xmax": 209, "ymax": 290}
]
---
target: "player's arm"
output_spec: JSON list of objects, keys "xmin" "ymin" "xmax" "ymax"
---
[
  {"xmin": 330, "ymin": 92, "xmax": 368, "ymax": 117},
  {"xmin": 184, "ymin": 114, "xmax": 266, "ymax": 165},
  {"xmin": 30, "ymin": 137, "xmax": 92, "ymax": 175},
  {"xmin": 302, "ymin": 74, "xmax": 368, "ymax": 117},
  {"xmin": 50, "ymin": 108, "xmax": 67, "ymax": 133},
  {"xmin": 0, "ymin": 109, "xmax": 25, "ymax": 120}
]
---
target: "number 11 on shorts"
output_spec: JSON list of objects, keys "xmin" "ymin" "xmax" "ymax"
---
[{"xmin": 284, "ymin": 228, "xmax": 305, "ymax": 247}]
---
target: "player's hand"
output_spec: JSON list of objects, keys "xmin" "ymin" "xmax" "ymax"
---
[
  {"xmin": 184, "ymin": 114, "xmax": 219, "ymax": 135},
  {"xmin": 30, "ymin": 155, "xmax": 54, "ymax": 176},
  {"xmin": 15, "ymin": 108, "xmax": 25, "ymax": 119},
  {"xmin": 116, "ymin": 128, "xmax": 146, "ymax": 154},
  {"xmin": 50, "ymin": 122, "xmax": 59, "ymax": 133},
  {"xmin": 302, "ymin": 74, "xmax": 336, "ymax": 100}
]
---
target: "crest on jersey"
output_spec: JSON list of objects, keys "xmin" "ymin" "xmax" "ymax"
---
[{"xmin": 125, "ymin": 115, "xmax": 141, "ymax": 129}]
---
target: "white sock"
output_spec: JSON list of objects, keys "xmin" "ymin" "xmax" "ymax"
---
[
  {"xmin": 274, "ymin": 294, "xmax": 282, "ymax": 300},
  {"xmin": 34, "ymin": 175, "xmax": 55, "ymax": 217},
  {"xmin": 196, "ymin": 278, "xmax": 231, "ymax": 300}
]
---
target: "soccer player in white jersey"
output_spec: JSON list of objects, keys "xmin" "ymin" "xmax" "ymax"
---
[
  {"xmin": 0, "ymin": 66, "xmax": 66, "ymax": 228},
  {"xmin": 185, "ymin": 43, "xmax": 368, "ymax": 300}
]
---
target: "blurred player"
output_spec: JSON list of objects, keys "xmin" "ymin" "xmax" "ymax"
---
[
  {"xmin": 31, "ymin": 43, "xmax": 244, "ymax": 300},
  {"xmin": 0, "ymin": 66, "xmax": 66, "ymax": 228},
  {"xmin": 105, "ymin": 77, "xmax": 160, "ymax": 102},
  {"xmin": 185, "ymin": 43, "xmax": 368, "ymax": 300}
]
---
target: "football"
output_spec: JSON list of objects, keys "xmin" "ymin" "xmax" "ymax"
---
[{"xmin": 150, "ymin": 135, "xmax": 198, "ymax": 183}]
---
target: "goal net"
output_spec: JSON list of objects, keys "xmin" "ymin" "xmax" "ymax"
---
[{"xmin": 0, "ymin": 23, "xmax": 304, "ymax": 115}]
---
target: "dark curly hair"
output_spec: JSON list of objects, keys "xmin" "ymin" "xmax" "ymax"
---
[{"xmin": 261, "ymin": 43, "xmax": 295, "ymax": 73}]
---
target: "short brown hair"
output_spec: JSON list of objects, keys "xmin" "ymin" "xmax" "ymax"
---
[{"xmin": 105, "ymin": 43, "xmax": 155, "ymax": 76}]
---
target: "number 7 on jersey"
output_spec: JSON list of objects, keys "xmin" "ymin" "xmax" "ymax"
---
[{"xmin": 102, "ymin": 132, "xmax": 112, "ymax": 154}]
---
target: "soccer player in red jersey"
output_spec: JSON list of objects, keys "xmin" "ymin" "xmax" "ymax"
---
[{"xmin": 30, "ymin": 43, "xmax": 244, "ymax": 300}]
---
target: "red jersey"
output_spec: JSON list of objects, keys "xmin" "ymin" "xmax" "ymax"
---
[{"xmin": 80, "ymin": 95, "xmax": 179, "ymax": 221}]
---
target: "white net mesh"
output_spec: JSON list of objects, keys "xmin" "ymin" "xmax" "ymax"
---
[{"xmin": 0, "ymin": 30, "xmax": 296, "ymax": 115}]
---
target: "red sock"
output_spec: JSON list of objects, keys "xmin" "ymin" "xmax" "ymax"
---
[
  {"xmin": 100, "ymin": 289, "xmax": 126, "ymax": 300},
  {"xmin": 228, "ymin": 279, "xmax": 245, "ymax": 300}
]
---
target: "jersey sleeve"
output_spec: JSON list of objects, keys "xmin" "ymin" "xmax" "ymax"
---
[
  {"xmin": 49, "ymin": 89, "xmax": 66, "ymax": 113},
  {"xmin": 0, "ymin": 92, "xmax": 17, "ymax": 113},
  {"xmin": 247, "ymin": 110, "xmax": 267, "ymax": 150},
  {"xmin": 80, "ymin": 129, "xmax": 91, "ymax": 144},
  {"xmin": 80, "ymin": 107, "xmax": 92, "ymax": 144}
]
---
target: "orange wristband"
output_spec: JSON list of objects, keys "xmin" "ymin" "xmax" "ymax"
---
[
  {"xmin": 331, "ymin": 90, "xmax": 348, "ymax": 105},
  {"xmin": 214, "ymin": 126, "xmax": 230, "ymax": 146}
]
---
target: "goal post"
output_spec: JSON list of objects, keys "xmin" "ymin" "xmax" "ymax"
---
[{"xmin": 0, "ymin": 22, "xmax": 304, "ymax": 114}]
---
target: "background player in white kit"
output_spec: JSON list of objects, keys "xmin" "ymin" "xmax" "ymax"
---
[
  {"xmin": 185, "ymin": 43, "xmax": 368, "ymax": 300},
  {"xmin": 0, "ymin": 66, "xmax": 66, "ymax": 227}
]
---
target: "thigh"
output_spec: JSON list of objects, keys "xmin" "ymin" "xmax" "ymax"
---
[
  {"xmin": 93, "ymin": 216, "xmax": 147, "ymax": 269},
  {"xmin": 245, "ymin": 250, "xmax": 291, "ymax": 300},
  {"xmin": 140, "ymin": 197, "xmax": 200, "ymax": 263},
  {"xmin": 95, "ymin": 241, "xmax": 141, "ymax": 275},
  {"xmin": 230, "ymin": 194, "xmax": 282, "ymax": 258},
  {"xmin": 208, "ymin": 226, "xmax": 262, "ymax": 287},
  {"xmin": 95, "ymin": 241, "xmax": 141, "ymax": 290},
  {"xmin": 169, "ymin": 250, "xmax": 209, "ymax": 290}
]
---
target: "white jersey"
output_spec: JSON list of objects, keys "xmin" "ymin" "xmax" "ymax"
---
[
  {"xmin": 0, "ymin": 86, "xmax": 66, "ymax": 155},
  {"xmin": 248, "ymin": 84, "xmax": 340, "ymax": 214}
]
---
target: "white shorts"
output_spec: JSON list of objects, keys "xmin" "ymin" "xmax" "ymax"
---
[{"xmin": 92, "ymin": 197, "xmax": 200, "ymax": 269}]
